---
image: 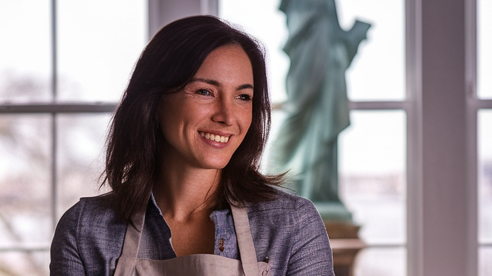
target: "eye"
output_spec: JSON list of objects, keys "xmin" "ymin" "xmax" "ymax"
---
[
  {"xmin": 195, "ymin": 89, "xmax": 212, "ymax": 96},
  {"xmin": 238, "ymin": 94, "xmax": 253, "ymax": 101}
]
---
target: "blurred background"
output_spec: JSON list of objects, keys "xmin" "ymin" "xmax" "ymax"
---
[{"xmin": 0, "ymin": 0, "xmax": 490, "ymax": 275}]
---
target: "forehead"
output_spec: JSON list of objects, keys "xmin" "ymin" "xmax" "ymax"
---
[{"xmin": 194, "ymin": 44, "xmax": 253, "ymax": 81}]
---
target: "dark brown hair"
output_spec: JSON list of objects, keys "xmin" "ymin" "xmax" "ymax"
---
[{"xmin": 103, "ymin": 15, "xmax": 283, "ymax": 221}]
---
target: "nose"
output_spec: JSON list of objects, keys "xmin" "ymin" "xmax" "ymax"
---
[{"xmin": 212, "ymin": 97, "xmax": 234, "ymax": 126}]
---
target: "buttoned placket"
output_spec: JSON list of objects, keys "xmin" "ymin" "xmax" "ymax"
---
[
  {"xmin": 210, "ymin": 209, "xmax": 239, "ymax": 259},
  {"xmin": 149, "ymin": 194, "xmax": 239, "ymax": 260}
]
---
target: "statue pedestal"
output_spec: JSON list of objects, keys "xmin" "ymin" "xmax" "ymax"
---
[{"xmin": 325, "ymin": 222, "xmax": 366, "ymax": 276}]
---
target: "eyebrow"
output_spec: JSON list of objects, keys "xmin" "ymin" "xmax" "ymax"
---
[{"xmin": 189, "ymin": 78, "xmax": 254, "ymax": 91}]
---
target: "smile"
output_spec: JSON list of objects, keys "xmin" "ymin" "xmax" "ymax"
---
[{"xmin": 199, "ymin": 132, "xmax": 230, "ymax": 143}]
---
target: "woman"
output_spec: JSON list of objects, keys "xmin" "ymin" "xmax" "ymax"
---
[{"xmin": 50, "ymin": 15, "xmax": 334, "ymax": 276}]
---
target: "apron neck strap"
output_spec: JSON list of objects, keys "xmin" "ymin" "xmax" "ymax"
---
[
  {"xmin": 120, "ymin": 208, "xmax": 146, "ymax": 259},
  {"xmin": 118, "ymin": 203, "xmax": 260, "ymax": 276},
  {"xmin": 231, "ymin": 206, "xmax": 260, "ymax": 276}
]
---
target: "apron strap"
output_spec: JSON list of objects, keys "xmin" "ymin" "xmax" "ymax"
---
[
  {"xmin": 231, "ymin": 206, "xmax": 260, "ymax": 276},
  {"xmin": 115, "ymin": 203, "xmax": 260, "ymax": 276},
  {"xmin": 113, "ymin": 209, "xmax": 146, "ymax": 275}
]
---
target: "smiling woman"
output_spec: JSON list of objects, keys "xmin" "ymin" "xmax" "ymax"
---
[
  {"xmin": 158, "ymin": 45, "xmax": 254, "ymax": 172},
  {"xmin": 49, "ymin": 15, "xmax": 334, "ymax": 276}
]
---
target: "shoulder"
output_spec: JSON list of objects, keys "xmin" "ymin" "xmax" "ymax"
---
[
  {"xmin": 55, "ymin": 193, "xmax": 115, "ymax": 233},
  {"xmin": 60, "ymin": 192, "xmax": 127, "ymax": 244},
  {"xmin": 246, "ymin": 189, "xmax": 324, "ymax": 243},
  {"xmin": 247, "ymin": 188, "xmax": 318, "ymax": 214},
  {"xmin": 51, "ymin": 193, "xmax": 127, "ymax": 275},
  {"xmin": 247, "ymin": 189, "xmax": 334, "ymax": 275},
  {"xmin": 247, "ymin": 189, "xmax": 323, "ymax": 233},
  {"xmin": 56, "ymin": 193, "xmax": 121, "ymax": 230},
  {"xmin": 77, "ymin": 193, "xmax": 119, "ymax": 222}
]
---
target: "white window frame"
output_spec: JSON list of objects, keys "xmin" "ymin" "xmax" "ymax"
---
[{"xmin": 0, "ymin": 0, "xmax": 118, "ymax": 256}]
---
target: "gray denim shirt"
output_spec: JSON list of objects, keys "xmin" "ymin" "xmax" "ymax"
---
[{"xmin": 50, "ymin": 190, "xmax": 335, "ymax": 276}]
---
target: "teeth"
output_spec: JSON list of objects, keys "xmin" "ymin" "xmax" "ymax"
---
[{"xmin": 200, "ymin": 132, "xmax": 229, "ymax": 143}]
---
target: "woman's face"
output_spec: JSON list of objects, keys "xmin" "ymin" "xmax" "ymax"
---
[{"xmin": 158, "ymin": 44, "xmax": 254, "ymax": 170}]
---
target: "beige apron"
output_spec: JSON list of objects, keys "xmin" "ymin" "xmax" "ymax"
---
[{"xmin": 114, "ymin": 206, "xmax": 270, "ymax": 276}]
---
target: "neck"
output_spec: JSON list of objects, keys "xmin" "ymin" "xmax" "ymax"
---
[{"xmin": 153, "ymin": 161, "xmax": 221, "ymax": 221}]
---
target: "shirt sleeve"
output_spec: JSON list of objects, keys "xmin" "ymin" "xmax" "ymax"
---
[
  {"xmin": 50, "ymin": 202, "xmax": 86, "ymax": 276},
  {"xmin": 287, "ymin": 199, "xmax": 335, "ymax": 276}
]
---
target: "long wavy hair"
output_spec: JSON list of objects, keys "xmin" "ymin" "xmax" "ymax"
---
[{"xmin": 103, "ymin": 15, "xmax": 283, "ymax": 221}]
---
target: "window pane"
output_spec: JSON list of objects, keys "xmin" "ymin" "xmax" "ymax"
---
[
  {"xmin": 57, "ymin": 114, "xmax": 111, "ymax": 214},
  {"xmin": 0, "ymin": 115, "xmax": 51, "ymax": 247},
  {"xmin": 0, "ymin": 0, "xmax": 52, "ymax": 102},
  {"xmin": 339, "ymin": 111, "xmax": 406, "ymax": 244},
  {"xmin": 479, "ymin": 110, "xmax": 492, "ymax": 243},
  {"xmin": 477, "ymin": 0, "xmax": 492, "ymax": 99},
  {"xmin": 57, "ymin": 0, "xmax": 147, "ymax": 102},
  {"xmin": 338, "ymin": 0, "xmax": 405, "ymax": 101},
  {"xmin": 262, "ymin": 110, "xmax": 287, "ymax": 172},
  {"xmin": 0, "ymin": 251, "xmax": 49, "ymax": 276},
  {"xmin": 480, "ymin": 246, "xmax": 492, "ymax": 276},
  {"xmin": 354, "ymin": 247, "xmax": 406, "ymax": 276},
  {"xmin": 219, "ymin": 0, "xmax": 405, "ymax": 102}
]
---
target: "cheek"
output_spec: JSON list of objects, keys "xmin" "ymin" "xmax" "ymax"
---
[
  {"xmin": 158, "ymin": 116, "xmax": 175, "ymax": 147},
  {"xmin": 158, "ymin": 103, "xmax": 183, "ymax": 144},
  {"xmin": 234, "ymin": 115, "xmax": 254, "ymax": 155},
  {"xmin": 159, "ymin": 106, "xmax": 173, "ymax": 132},
  {"xmin": 241, "ymin": 104, "xmax": 252, "ymax": 124},
  {"xmin": 239, "ymin": 108, "xmax": 253, "ymax": 138}
]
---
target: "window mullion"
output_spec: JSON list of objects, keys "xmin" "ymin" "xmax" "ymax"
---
[
  {"xmin": 51, "ymin": 113, "xmax": 58, "ymax": 230},
  {"xmin": 50, "ymin": 0, "xmax": 59, "ymax": 231},
  {"xmin": 348, "ymin": 101, "xmax": 409, "ymax": 110},
  {"xmin": 0, "ymin": 103, "xmax": 117, "ymax": 114},
  {"xmin": 406, "ymin": 0, "xmax": 424, "ymax": 275},
  {"xmin": 419, "ymin": 0, "xmax": 468, "ymax": 275},
  {"xmin": 465, "ymin": 0, "xmax": 479, "ymax": 275}
]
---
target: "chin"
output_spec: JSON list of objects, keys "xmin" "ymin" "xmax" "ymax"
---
[
  {"xmin": 202, "ymin": 158, "xmax": 232, "ymax": 170},
  {"xmin": 207, "ymin": 163, "xmax": 229, "ymax": 170}
]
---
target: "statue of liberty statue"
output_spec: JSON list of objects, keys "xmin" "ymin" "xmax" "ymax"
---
[{"xmin": 268, "ymin": 0, "xmax": 371, "ymax": 221}]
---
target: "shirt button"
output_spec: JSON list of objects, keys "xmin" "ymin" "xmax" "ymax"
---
[{"xmin": 219, "ymin": 238, "xmax": 225, "ymax": 252}]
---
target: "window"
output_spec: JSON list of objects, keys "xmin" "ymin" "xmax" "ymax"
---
[
  {"xmin": 477, "ymin": 1, "xmax": 492, "ymax": 275},
  {"xmin": 477, "ymin": 0, "xmax": 492, "ymax": 100},
  {"xmin": 479, "ymin": 110, "xmax": 492, "ymax": 275},
  {"xmin": 219, "ymin": 0, "xmax": 407, "ymax": 275},
  {"xmin": 219, "ymin": 0, "xmax": 492, "ymax": 275},
  {"xmin": 0, "ymin": 1, "xmax": 147, "ymax": 274}
]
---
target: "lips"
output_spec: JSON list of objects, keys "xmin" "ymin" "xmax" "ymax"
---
[{"xmin": 199, "ymin": 131, "xmax": 230, "ymax": 143}]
